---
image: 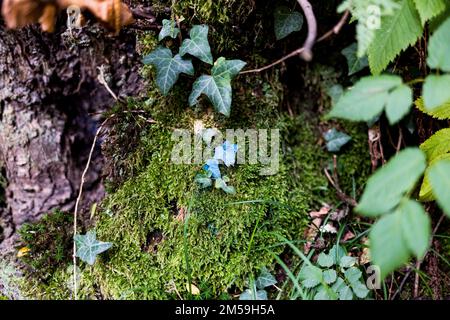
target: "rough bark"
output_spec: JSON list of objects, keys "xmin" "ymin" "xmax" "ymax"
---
[{"xmin": 0, "ymin": 19, "xmax": 143, "ymax": 252}]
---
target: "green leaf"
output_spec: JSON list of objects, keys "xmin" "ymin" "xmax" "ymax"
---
[
  {"xmin": 339, "ymin": 256, "xmax": 356, "ymax": 268},
  {"xmin": 385, "ymin": 84, "xmax": 413, "ymax": 125},
  {"xmin": 329, "ymin": 245, "xmax": 346, "ymax": 265},
  {"xmin": 239, "ymin": 289, "xmax": 268, "ymax": 300},
  {"xmin": 313, "ymin": 285, "xmax": 337, "ymax": 300},
  {"xmin": 299, "ymin": 265, "xmax": 323, "ymax": 288},
  {"xmin": 428, "ymin": 160, "xmax": 450, "ymax": 218},
  {"xmin": 399, "ymin": 199, "xmax": 431, "ymax": 259},
  {"xmin": 368, "ymin": 0, "xmax": 423, "ymax": 75},
  {"xmin": 332, "ymin": 276, "xmax": 346, "ymax": 292},
  {"xmin": 370, "ymin": 211, "xmax": 410, "ymax": 279},
  {"xmin": 189, "ymin": 58, "xmax": 246, "ymax": 116},
  {"xmin": 328, "ymin": 75, "xmax": 405, "ymax": 122},
  {"xmin": 323, "ymin": 129, "xmax": 351, "ymax": 152},
  {"xmin": 323, "ymin": 269, "xmax": 337, "ymax": 284},
  {"xmin": 413, "ymin": 0, "xmax": 446, "ymax": 25},
  {"xmin": 423, "ymin": 75, "xmax": 450, "ymax": 110},
  {"xmin": 419, "ymin": 153, "xmax": 450, "ymax": 201},
  {"xmin": 341, "ymin": 43, "xmax": 369, "ymax": 75},
  {"xmin": 318, "ymin": 252, "xmax": 334, "ymax": 268},
  {"xmin": 351, "ymin": 281, "xmax": 370, "ymax": 298},
  {"xmin": 344, "ymin": 267, "xmax": 362, "ymax": 284},
  {"xmin": 274, "ymin": 6, "xmax": 303, "ymax": 40},
  {"xmin": 338, "ymin": 285, "xmax": 353, "ymax": 300},
  {"xmin": 415, "ymin": 98, "xmax": 450, "ymax": 120},
  {"xmin": 158, "ymin": 19, "xmax": 180, "ymax": 41},
  {"xmin": 356, "ymin": 148, "xmax": 426, "ymax": 216},
  {"xmin": 255, "ymin": 268, "xmax": 277, "ymax": 289},
  {"xmin": 74, "ymin": 231, "xmax": 112, "ymax": 265},
  {"xmin": 143, "ymin": 46, "xmax": 194, "ymax": 95},
  {"xmin": 195, "ymin": 173, "xmax": 212, "ymax": 188},
  {"xmin": 420, "ymin": 128, "xmax": 450, "ymax": 163},
  {"xmin": 427, "ymin": 16, "xmax": 450, "ymax": 71},
  {"xmin": 180, "ymin": 25, "xmax": 213, "ymax": 64}
]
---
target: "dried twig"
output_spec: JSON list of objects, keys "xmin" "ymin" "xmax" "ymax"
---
[
  {"xmin": 324, "ymin": 155, "xmax": 358, "ymax": 207},
  {"xmin": 296, "ymin": 0, "xmax": 317, "ymax": 61}
]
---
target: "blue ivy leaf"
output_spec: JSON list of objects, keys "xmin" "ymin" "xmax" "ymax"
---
[
  {"xmin": 214, "ymin": 141, "xmax": 238, "ymax": 167},
  {"xmin": 203, "ymin": 159, "xmax": 221, "ymax": 179}
]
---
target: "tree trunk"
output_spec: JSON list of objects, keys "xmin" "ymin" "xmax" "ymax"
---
[{"xmin": 0, "ymin": 20, "xmax": 143, "ymax": 252}]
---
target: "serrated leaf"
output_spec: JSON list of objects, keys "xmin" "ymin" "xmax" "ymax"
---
[
  {"xmin": 338, "ymin": 285, "xmax": 353, "ymax": 300},
  {"xmin": 329, "ymin": 245, "xmax": 346, "ymax": 265},
  {"xmin": 420, "ymin": 128, "xmax": 450, "ymax": 162},
  {"xmin": 255, "ymin": 268, "xmax": 277, "ymax": 289},
  {"xmin": 299, "ymin": 265, "xmax": 323, "ymax": 288},
  {"xmin": 356, "ymin": 148, "xmax": 426, "ymax": 216},
  {"xmin": 385, "ymin": 84, "xmax": 413, "ymax": 124},
  {"xmin": 328, "ymin": 75, "xmax": 411, "ymax": 123},
  {"xmin": 370, "ymin": 210, "xmax": 410, "ymax": 279},
  {"xmin": 399, "ymin": 199, "xmax": 431, "ymax": 259},
  {"xmin": 158, "ymin": 19, "xmax": 180, "ymax": 41},
  {"xmin": 427, "ymin": 16, "xmax": 450, "ymax": 71},
  {"xmin": 274, "ymin": 6, "xmax": 303, "ymax": 40},
  {"xmin": 189, "ymin": 58, "xmax": 246, "ymax": 116},
  {"xmin": 323, "ymin": 128, "xmax": 351, "ymax": 152},
  {"xmin": 415, "ymin": 98, "xmax": 450, "ymax": 120},
  {"xmin": 428, "ymin": 160, "xmax": 450, "ymax": 218},
  {"xmin": 344, "ymin": 267, "xmax": 362, "ymax": 284},
  {"xmin": 368, "ymin": 0, "xmax": 423, "ymax": 75},
  {"xmin": 318, "ymin": 252, "xmax": 334, "ymax": 268},
  {"xmin": 339, "ymin": 256, "xmax": 357, "ymax": 268},
  {"xmin": 341, "ymin": 43, "xmax": 369, "ymax": 75},
  {"xmin": 423, "ymin": 75, "xmax": 450, "ymax": 110},
  {"xmin": 313, "ymin": 285, "xmax": 337, "ymax": 300},
  {"xmin": 74, "ymin": 231, "xmax": 112, "ymax": 265},
  {"xmin": 420, "ymin": 153, "xmax": 450, "ymax": 201},
  {"xmin": 180, "ymin": 25, "xmax": 213, "ymax": 64},
  {"xmin": 323, "ymin": 269, "xmax": 337, "ymax": 284},
  {"xmin": 332, "ymin": 277, "xmax": 346, "ymax": 292},
  {"xmin": 413, "ymin": 0, "xmax": 446, "ymax": 25},
  {"xmin": 143, "ymin": 46, "xmax": 194, "ymax": 95},
  {"xmin": 351, "ymin": 281, "xmax": 370, "ymax": 298}
]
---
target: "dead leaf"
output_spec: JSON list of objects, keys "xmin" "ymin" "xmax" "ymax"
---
[
  {"xmin": 1, "ymin": 0, "xmax": 134, "ymax": 33},
  {"xmin": 309, "ymin": 204, "xmax": 331, "ymax": 218},
  {"xmin": 17, "ymin": 246, "xmax": 31, "ymax": 258},
  {"xmin": 330, "ymin": 208, "xmax": 348, "ymax": 222},
  {"xmin": 359, "ymin": 237, "xmax": 371, "ymax": 264},
  {"xmin": 304, "ymin": 217, "xmax": 323, "ymax": 254},
  {"xmin": 341, "ymin": 230, "xmax": 355, "ymax": 242},
  {"xmin": 186, "ymin": 283, "xmax": 200, "ymax": 295},
  {"xmin": 175, "ymin": 207, "xmax": 186, "ymax": 222},
  {"xmin": 319, "ymin": 222, "xmax": 337, "ymax": 234}
]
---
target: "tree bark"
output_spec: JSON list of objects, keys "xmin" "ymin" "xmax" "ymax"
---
[{"xmin": 0, "ymin": 20, "xmax": 143, "ymax": 252}]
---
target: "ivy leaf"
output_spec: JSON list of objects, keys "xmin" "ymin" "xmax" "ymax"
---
[
  {"xmin": 413, "ymin": 0, "xmax": 446, "ymax": 25},
  {"xmin": 423, "ymin": 75, "xmax": 450, "ymax": 110},
  {"xmin": 351, "ymin": 281, "xmax": 370, "ymax": 298},
  {"xmin": 74, "ymin": 231, "xmax": 112, "ymax": 265},
  {"xmin": 189, "ymin": 58, "xmax": 246, "ymax": 116},
  {"xmin": 328, "ymin": 75, "xmax": 412, "ymax": 123},
  {"xmin": 143, "ymin": 46, "xmax": 194, "ymax": 95},
  {"xmin": 323, "ymin": 269, "xmax": 337, "ymax": 284},
  {"xmin": 326, "ymin": 84, "xmax": 344, "ymax": 106},
  {"xmin": 273, "ymin": 6, "xmax": 303, "ymax": 40},
  {"xmin": 341, "ymin": 43, "xmax": 369, "ymax": 75},
  {"xmin": 317, "ymin": 252, "xmax": 334, "ymax": 268},
  {"xmin": 428, "ymin": 160, "xmax": 450, "ymax": 218},
  {"xmin": 399, "ymin": 199, "xmax": 431, "ymax": 259},
  {"xmin": 323, "ymin": 128, "xmax": 351, "ymax": 152},
  {"xmin": 368, "ymin": 0, "xmax": 422, "ymax": 75},
  {"xmin": 239, "ymin": 289, "xmax": 268, "ymax": 300},
  {"xmin": 427, "ymin": 16, "xmax": 450, "ymax": 72},
  {"xmin": 158, "ymin": 19, "xmax": 180, "ymax": 41},
  {"xmin": 370, "ymin": 210, "xmax": 410, "ymax": 279},
  {"xmin": 415, "ymin": 98, "xmax": 450, "ymax": 120},
  {"xmin": 180, "ymin": 25, "xmax": 213, "ymax": 64},
  {"xmin": 356, "ymin": 148, "xmax": 426, "ymax": 216},
  {"xmin": 385, "ymin": 84, "xmax": 413, "ymax": 124},
  {"xmin": 255, "ymin": 268, "xmax": 277, "ymax": 289}
]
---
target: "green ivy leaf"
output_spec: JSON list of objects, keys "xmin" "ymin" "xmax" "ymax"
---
[
  {"xmin": 413, "ymin": 0, "xmax": 446, "ymax": 25},
  {"xmin": 341, "ymin": 43, "xmax": 369, "ymax": 76},
  {"xmin": 74, "ymin": 231, "xmax": 112, "ymax": 265},
  {"xmin": 143, "ymin": 46, "xmax": 194, "ymax": 95},
  {"xmin": 189, "ymin": 57, "xmax": 246, "ymax": 116},
  {"xmin": 323, "ymin": 128, "xmax": 351, "ymax": 153},
  {"xmin": 323, "ymin": 269, "xmax": 337, "ymax": 284},
  {"xmin": 370, "ymin": 210, "xmax": 410, "ymax": 279},
  {"xmin": 239, "ymin": 289, "xmax": 268, "ymax": 300},
  {"xmin": 423, "ymin": 75, "xmax": 450, "ymax": 110},
  {"xmin": 158, "ymin": 19, "xmax": 180, "ymax": 41},
  {"xmin": 356, "ymin": 148, "xmax": 426, "ymax": 216},
  {"xmin": 255, "ymin": 268, "xmax": 277, "ymax": 289},
  {"xmin": 428, "ymin": 160, "xmax": 450, "ymax": 218},
  {"xmin": 273, "ymin": 6, "xmax": 303, "ymax": 40},
  {"xmin": 180, "ymin": 25, "xmax": 213, "ymax": 64},
  {"xmin": 399, "ymin": 199, "xmax": 431, "ymax": 259},
  {"xmin": 427, "ymin": 16, "xmax": 450, "ymax": 71},
  {"xmin": 328, "ymin": 75, "xmax": 412, "ymax": 124},
  {"xmin": 368, "ymin": 0, "xmax": 422, "ymax": 75}
]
